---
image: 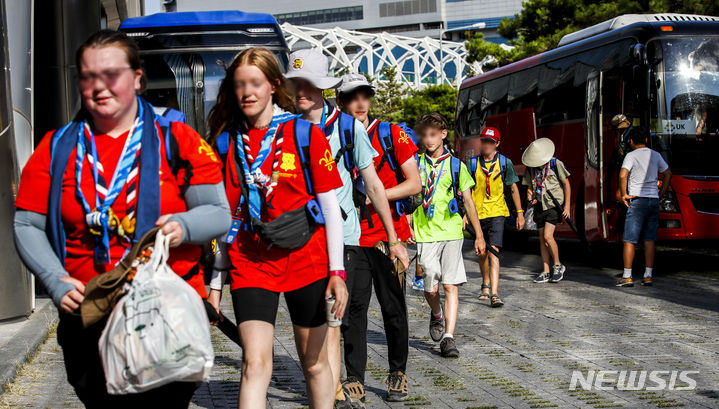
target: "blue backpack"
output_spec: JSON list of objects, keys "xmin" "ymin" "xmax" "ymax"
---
[{"xmin": 375, "ymin": 121, "xmax": 421, "ymax": 215}]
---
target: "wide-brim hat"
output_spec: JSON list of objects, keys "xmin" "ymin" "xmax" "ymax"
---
[
  {"xmin": 522, "ymin": 138, "xmax": 555, "ymax": 168},
  {"xmin": 285, "ymin": 49, "xmax": 342, "ymax": 90}
]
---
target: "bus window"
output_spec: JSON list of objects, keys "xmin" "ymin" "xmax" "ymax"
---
[{"xmin": 652, "ymin": 37, "xmax": 719, "ymax": 176}]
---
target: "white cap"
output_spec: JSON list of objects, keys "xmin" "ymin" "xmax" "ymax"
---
[
  {"xmin": 285, "ymin": 49, "xmax": 342, "ymax": 90},
  {"xmin": 337, "ymin": 73, "xmax": 375, "ymax": 96}
]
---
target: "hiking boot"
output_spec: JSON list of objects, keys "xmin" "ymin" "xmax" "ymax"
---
[
  {"xmin": 429, "ymin": 313, "xmax": 445, "ymax": 342},
  {"xmin": 549, "ymin": 264, "xmax": 565, "ymax": 283},
  {"xmin": 342, "ymin": 377, "xmax": 365, "ymax": 408},
  {"xmin": 440, "ymin": 337, "xmax": 460, "ymax": 358},
  {"xmin": 533, "ymin": 271, "xmax": 550, "ymax": 283},
  {"xmin": 386, "ymin": 371, "xmax": 408, "ymax": 402},
  {"xmin": 334, "ymin": 389, "xmax": 353, "ymax": 409},
  {"xmin": 411, "ymin": 275, "xmax": 424, "ymax": 291},
  {"xmin": 616, "ymin": 277, "xmax": 634, "ymax": 287},
  {"xmin": 641, "ymin": 276, "xmax": 653, "ymax": 286}
]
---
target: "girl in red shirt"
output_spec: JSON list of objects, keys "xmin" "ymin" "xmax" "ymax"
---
[
  {"xmin": 206, "ymin": 48, "xmax": 348, "ymax": 408},
  {"xmin": 13, "ymin": 31, "xmax": 229, "ymax": 408}
]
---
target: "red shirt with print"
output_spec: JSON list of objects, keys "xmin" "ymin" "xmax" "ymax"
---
[
  {"xmin": 222, "ymin": 120, "xmax": 343, "ymax": 292},
  {"xmin": 15, "ymin": 122, "xmax": 223, "ymax": 298},
  {"xmin": 359, "ymin": 121, "xmax": 418, "ymax": 247}
]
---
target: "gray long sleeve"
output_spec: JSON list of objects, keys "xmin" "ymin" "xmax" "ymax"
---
[
  {"xmin": 13, "ymin": 210, "xmax": 75, "ymax": 307},
  {"xmin": 168, "ymin": 182, "xmax": 232, "ymax": 244}
]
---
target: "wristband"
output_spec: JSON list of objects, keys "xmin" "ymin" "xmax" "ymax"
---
[
  {"xmin": 329, "ymin": 270, "xmax": 346, "ymax": 281},
  {"xmin": 389, "ymin": 240, "xmax": 403, "ymax": 247},
  {"xmin": 516, "ymin": 209, "xmax": 524, "ymax": 213}
]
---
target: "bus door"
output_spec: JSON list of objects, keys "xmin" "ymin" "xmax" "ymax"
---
[{"xmin": 584, "ymin": 71, "xmax": 604, "ymax": 241}]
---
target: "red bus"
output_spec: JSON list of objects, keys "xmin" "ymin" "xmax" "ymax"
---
[{"xmin": 455, "ymin": 14, "xmax": 719, "ymax": 242}]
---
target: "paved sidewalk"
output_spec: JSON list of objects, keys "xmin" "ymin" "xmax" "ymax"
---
[{"xmin": 1, "ymin": 241, "xmax": 718, "ymax": 408}]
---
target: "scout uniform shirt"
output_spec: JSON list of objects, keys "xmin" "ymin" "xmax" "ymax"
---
[
  {"xmin": 470, "ymin": 153, "xmax": 519, "ymax": 219},
  {"xmin": 521, "ymin": 158, "xmax": 571, "ymax": 210},
  {"xmin": 412, "ymin": 152, "xmax": 474, "ymax": 243}
]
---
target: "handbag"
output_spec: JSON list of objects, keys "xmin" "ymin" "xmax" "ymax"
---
[{"xmin": 80, "ymin": 227, "xmax": 161, "ymax": 328}]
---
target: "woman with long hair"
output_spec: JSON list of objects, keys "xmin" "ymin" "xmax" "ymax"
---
[
  {"xmin": 206, "ymin": 48, "xmax": 348, "ymax": 409},
  {"xmin": 13, "ymin": 30, "xmax": 230, "ymax": 408}
]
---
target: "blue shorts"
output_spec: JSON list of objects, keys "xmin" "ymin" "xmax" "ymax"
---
[{"xmin": 623, "ymin": 198, "xmax": 659, "ymax": 244}]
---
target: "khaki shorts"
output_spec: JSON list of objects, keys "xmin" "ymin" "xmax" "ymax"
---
[{"xmin": 417, "ymin": 239, "xmax": 467, "ymax": 291}]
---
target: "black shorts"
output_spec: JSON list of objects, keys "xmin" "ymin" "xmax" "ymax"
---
[
  {"xmin": 480, "ymin": 216, "xmax": 505, "ymax": 249},
  {"xmin": 231, "ymin": 277, "xmax": 328, "ymax": 328},
  {"xmin": 533, "ymin": 205, "xmax": 561, "ymax": 228}
]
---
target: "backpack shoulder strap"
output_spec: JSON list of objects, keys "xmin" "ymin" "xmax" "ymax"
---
[
  {"xmin": 293, "ymin": 119, "xmax": 314, "ymax": 196},
  {"xmin": 499, "ymin": 154, "xmax": 507, "ymax": 182},
  {"xmin": 335, "ymin": 113, "xmax": 355, "ymax": 172},
  {"xmin": 550, "ymin": 157, "xmax": 558, "ymax": 176},
  {"xmin": 469, "ymin": 156, "xmax": 478, "ymax": 184},
  {"xmin": 161, "ymin": 122, "xmax": 193, "ymax": 185},
  {"xmin": 450, "ymin": 156, "xmax": 461, "ymax": 195}
]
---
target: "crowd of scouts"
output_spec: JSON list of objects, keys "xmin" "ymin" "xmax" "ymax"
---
[{"xmin": 12, "ymin": 29, "xmax": 592, "ymax": 409}]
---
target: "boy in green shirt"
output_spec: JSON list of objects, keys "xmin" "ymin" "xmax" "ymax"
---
[{"xmin": 410, "ymin": 113, "xmax": 486, "ymax": 357}]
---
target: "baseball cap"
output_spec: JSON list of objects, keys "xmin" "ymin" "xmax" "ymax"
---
[
  {"xmin": 480, "ymin": 127, "xmax": 501, "ymax": 142},
  {"xmin": 285, "ymin": 49, "xmax": 342, "ymax": 90},
  {"xmin": 337, "ymin": 73, "xmax": 375, "ymax": 96}
]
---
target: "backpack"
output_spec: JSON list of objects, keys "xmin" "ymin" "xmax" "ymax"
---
[
  {"xmin": 448, "ymin": 156, "xmax": 464, "ymax": 216},
  {"xmin": 374, "ymin": 121, "xmax": 420, "ymax": 215},
  {"xmin": 326, "ymin": 111, "xmax": 356, "ymax": 172}
]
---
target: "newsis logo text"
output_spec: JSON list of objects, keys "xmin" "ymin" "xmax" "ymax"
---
[{"xmin": 569, "ymin": 370, "xmax": 699, "ymax": 391}]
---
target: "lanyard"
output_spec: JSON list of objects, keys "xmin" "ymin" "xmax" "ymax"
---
[
  {"xmin": 534, "ymin": 163, "xmax": 550, "ymax": 195},
  {"xmin": 75, "ymin": 97, "xmax": 144, "ymax": 264}
]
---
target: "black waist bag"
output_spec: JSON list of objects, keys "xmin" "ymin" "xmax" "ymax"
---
[{"xmin": 250, "ymin": 205, "xmax": 316, "ymax": 250}]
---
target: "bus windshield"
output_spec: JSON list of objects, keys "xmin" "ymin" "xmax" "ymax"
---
[
  {"xmin": 142, "ymin": 49, "xmax": 288, "ymax": 138},
  {"xmin": 655, "ymin": 37, "xmax": 719, "ymax": 176}
]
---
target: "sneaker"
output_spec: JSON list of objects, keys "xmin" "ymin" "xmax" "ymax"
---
[
  {"xmin": 533, "ymin": 271, "xmax": 550, "ymax": 283},
  {"xmin": 334, "ymin": 388, "xmax": 353, "ymax": 409},
  {"xmin": 440, "ymin": 337, "xmax": 460, "ymax": 358},
  {"xmin": 616, "ymin": 277, "xmax": 634, "ymax": 287},
  {"xmin": 429, "ymin": 313, "xmax": 445, "ymax": 342},
  {"xmin": 386, "ymin": 371, "xmax": 408, "ymax": 402},
  {"xmin": 342, "ymin": 377, "xmax": 365, "ymax": 408},
  {"xmin": 549, "ymin": 265, "xmax": 565, "ymax": 283},
  {"xmin": 411, "ymin": 275, "xmax": 424, "ymax": 291},
  {"xmin": 641, "ymin": 276, "xmax": 653, "ymax": 286}
]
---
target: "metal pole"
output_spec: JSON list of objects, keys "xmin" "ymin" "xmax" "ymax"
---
[{"xmin": 439, "ymin": 28, "xmax": 444, "ymax": 85}]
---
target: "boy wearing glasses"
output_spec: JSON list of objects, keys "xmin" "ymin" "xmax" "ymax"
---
[{"xmin": 467, "ymin": 127, "xmax": 524, "ymax": 307}]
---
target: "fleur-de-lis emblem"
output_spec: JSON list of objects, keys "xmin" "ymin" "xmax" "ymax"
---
[
  {"xmin": 319, "ymin": 149, "xmax": 335, "ymax": 171},
  {"xmin": 293, "ymin": 58, "xmax": 303, "ymax": 69},
  {"xmin": 398, "ymin": 130, "xmax": 410, "ymax": 144},
  {"xmin": 198, "ymin": 139, "xmax": 218, "ymax": 161}
]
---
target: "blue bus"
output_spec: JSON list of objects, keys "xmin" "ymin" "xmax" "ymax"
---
[{"xmin": 120, "ymin": 11, "xmax": 289, "ymax": 136}]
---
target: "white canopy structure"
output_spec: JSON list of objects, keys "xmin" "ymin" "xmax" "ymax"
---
[{"xmin": 281, "ymin": 23, "xmax": 473, "ymax": 88}]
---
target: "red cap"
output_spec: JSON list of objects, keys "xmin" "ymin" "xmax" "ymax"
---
[{"xmin": 480, "ymin": 127, "xmax": 500, "ymax": 142}]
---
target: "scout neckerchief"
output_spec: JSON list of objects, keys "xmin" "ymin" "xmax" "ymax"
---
[
  {"xmin": 75, "ymin": 99, "xmax": 145, "ymax": 264},
  {"xmin": 480, "ymin": 152, "xmax": 499, "ymax": 198},
  {"xmin": 534, "ymin": 162, "xmax": 551, "ymax": 196},
  {"xmin": 322, "ymin": 102, "xmax": 340, "ymax": 139},
  {"xmin": 227, "ymin": 106, "xmax": 299, "ymax": 242},
  {"xmin": 421, "ymin": 149, "xmax": 451, "ymax": 218}
]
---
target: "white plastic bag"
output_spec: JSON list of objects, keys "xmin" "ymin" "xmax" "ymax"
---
[{"xmin": 99, "ymin": 230, "xmax": 214, "ymax": 394}]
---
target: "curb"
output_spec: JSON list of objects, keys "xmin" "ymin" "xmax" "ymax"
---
[{"xmin": 0, "ymin": 299, "xmax": 58, "ymax": 394}]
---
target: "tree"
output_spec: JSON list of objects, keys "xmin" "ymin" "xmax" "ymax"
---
[
  {"xmin": 401, "ymin": 84, "xmax": 458, "ymax": 131},
  {"xmin": 467, "ymin": 0, "xmax": 719, "ymax": 70},
  {"xmin": 369, "ymin": 65, "xmax": 407, "ymax": 123}
]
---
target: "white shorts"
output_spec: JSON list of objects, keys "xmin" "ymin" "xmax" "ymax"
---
[{"xmin": 417, "ymin": 239, "xmax": 467, "ymax": 291}]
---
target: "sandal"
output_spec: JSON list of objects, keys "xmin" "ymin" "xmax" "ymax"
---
[
  {"xmin": 490, "ymin": 294, "xmax": 504, "ymax": 308},
  {"xmin": 479, "ymin": 284, "xmax": 490, "ymax": 300}
]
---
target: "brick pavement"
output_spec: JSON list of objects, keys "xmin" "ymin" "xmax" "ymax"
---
[{"xmin": 1, "ymin": 241, "xmax": 718, "ymax": 409}]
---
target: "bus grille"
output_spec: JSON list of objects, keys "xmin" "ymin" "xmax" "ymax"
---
[{"xmin": 689, "ymin": 193, "xmax": 719, "ymax": 214}]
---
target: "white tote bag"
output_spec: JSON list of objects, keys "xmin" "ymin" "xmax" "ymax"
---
[{"xmin": 99, "ymin": 230, "xmax": 214, "ymax": 394}]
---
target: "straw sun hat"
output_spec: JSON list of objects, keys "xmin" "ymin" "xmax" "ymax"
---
[{"xmin": 521, "ymin": 138, "xmax": 556, "ymax": 168}]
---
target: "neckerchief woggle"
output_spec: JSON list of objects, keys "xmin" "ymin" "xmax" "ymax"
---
[
  {"xmin": 421, "ymin": 149, "xmax": 451, "ymax": 218},
  {"xmin": 224, "ymin": 107, "xmax": 299, "ymax": 244},
  {"xmin": 75, "ymin": 98, "xmax": 144, "ymax": 264}
]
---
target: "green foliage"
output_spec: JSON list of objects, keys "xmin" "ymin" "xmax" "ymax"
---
[
  {"xmin": 466, "ymin": 0, "xmax": 719, "ymax": 70},
  {"xmin": 369, "ymin": 65, "xmax": 408, "ymax": 124}
]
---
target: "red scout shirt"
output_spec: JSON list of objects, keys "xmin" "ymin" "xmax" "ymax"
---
[
  {"xmin": 359, "ymin": 120, "xmax": 418, "ymax": 247},
  {"xmin": 223, "ymin": 120, "xmax": 343, "ymax": 292},
  {"xmin": 15, "ymin": 122, "xmax": 223, "ymax": 298}
]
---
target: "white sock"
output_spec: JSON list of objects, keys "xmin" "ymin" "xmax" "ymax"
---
[
  {"xmin": 644, "ymin": 268, "xmax": 653, "ymax": 278},
  {"xmin": 623, "ymin": 268, "xmax": 632, "ymax": 279},
  {"xmin": 440, "ymin": 333, "xmax": 453, "ymax": 341}
]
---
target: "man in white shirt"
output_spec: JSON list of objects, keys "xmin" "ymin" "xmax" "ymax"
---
[{"xmin": 617, "ymin": 127, "xmax": 672, "ymax": 287}]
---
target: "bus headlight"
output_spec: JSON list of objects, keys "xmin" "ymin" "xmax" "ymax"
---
[{"xmin": 659, "ymin": 190, "xmax": 679, "ymax": 213}]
